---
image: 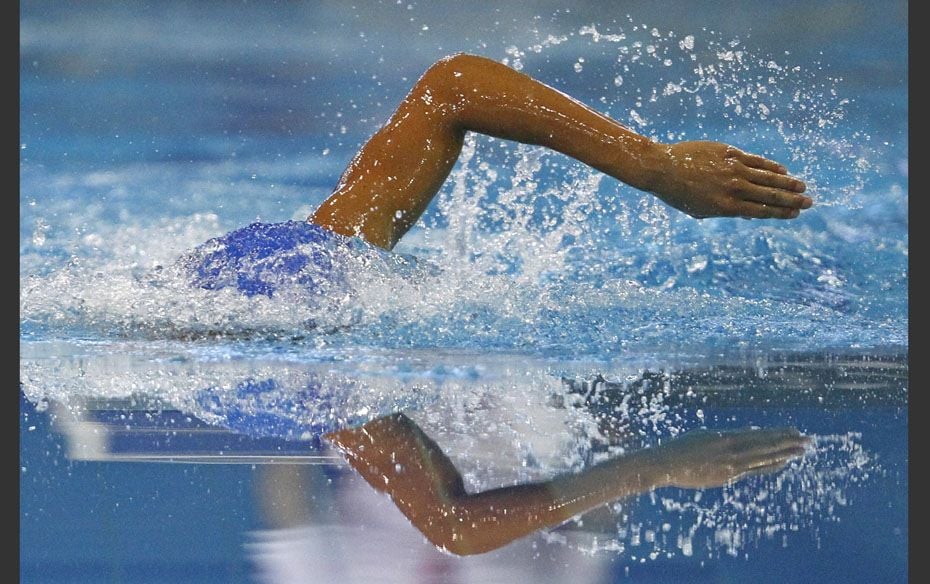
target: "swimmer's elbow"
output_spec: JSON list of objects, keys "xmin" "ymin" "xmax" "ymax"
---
[
  {"xmin": 426, "ymin": 523, "xmax": 497, "ymax": 557},
  {"xmin": 427, "ymin": 53, "xmax": 491, "ymax": 75},
  {"xmin": 426, "ymin": 503, "xmax": 527, "ymax": 556},
  {"xmin": 416, "ymin": 53, "xmax": 496, "ymax": 99},
  {"xmin": 437, "ymin": 539, "xmax": 482, "ymax": 557}
]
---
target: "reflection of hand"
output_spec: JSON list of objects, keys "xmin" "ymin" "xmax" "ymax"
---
[
  {"xmin": 647, "ymin": 141, "xmax": 810, "ymax": 220},
  {"xmin": 649, "ymin": 427, "xmax": 811, "ymax": 489}
]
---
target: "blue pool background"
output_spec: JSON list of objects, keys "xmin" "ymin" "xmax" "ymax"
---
[{"xmin": 20, "ymin": 0, "xmax": 907, "ymax": 582}]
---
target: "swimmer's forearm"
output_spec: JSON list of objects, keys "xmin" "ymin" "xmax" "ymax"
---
[
  {"xmin": 412, "ymin": 54, "xmax": 808, "ymax": 219},
  {"xmin": 429, "ymin": 53, "xmax": 668, "ymax": 192},
  {"xmin": 435, "ymin": 450, "xmax": 663, "ymax": 554}
]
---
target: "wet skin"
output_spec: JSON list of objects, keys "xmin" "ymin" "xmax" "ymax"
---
[{"xmin": 310, "ymin": 53, "xmax": 810, "ymax": 250}]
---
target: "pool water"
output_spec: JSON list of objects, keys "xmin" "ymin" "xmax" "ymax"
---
[{"xmin": 20, "ymin": 1, "xmax": 907, "ymax": 582}]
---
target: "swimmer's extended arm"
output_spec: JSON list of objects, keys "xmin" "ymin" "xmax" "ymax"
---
[
  {"xmin": 311, "ymin": 53, "xmax": 810, "ymax": 249},
  {"xmin": 325, "ymin": 413, "xmax": 809, "ymax": 555}
]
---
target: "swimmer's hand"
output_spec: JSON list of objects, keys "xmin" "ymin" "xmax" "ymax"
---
[
  {"xmin": 647, "ymin": 427, "xmax": 812, "ymax": 489},
  {"xmin": 645, "ymin": 141, "xmax": 810, "ymax": 220}
]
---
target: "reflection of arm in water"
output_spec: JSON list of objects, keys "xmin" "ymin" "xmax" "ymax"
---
[
  {"xmin": 324, "ymin": 413, "xmax": 810, "ymax": 556},
  {"xmin": 310, "ymin": 53, "xmax": 811, "ymax": 250}
]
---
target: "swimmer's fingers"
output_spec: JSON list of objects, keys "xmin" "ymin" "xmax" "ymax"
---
[
  {"xmin": 728, "ymin": 427, "xmax": 812, "ymax": 451},
  {"xmin": 738, "ymin": 164, "xmax": 808, "ymax": 196},
  {"xmin": 718, "ymin": 152, "xmax": 811, "ymax": 217},
  {"xmin": 746, "ymin": 442, "xmax": 808, "ymax": 466},
  {"xmin": 732, "ymin": 458, "xmax": 794, "ymax": 482},
  {"xmin": 729, "ymin": 200, "xmax": 800, "ymax": 220},
  {"xmin": 724, "ymin": 428, "xmax": 811, "ymax": 460},
  {"xmin": 658, "ymin": 428, "xmax": 810, "ymax": 489},
  {"xmin": 736, "ymin": 442, "xmax": 810, "ymax": 467},
  {"xmin": 725, "ymin": 147, "xmax": 788, "ymax": 174},
  {"xmin": 737, "ymin": 182, "xmax": 811, "ymax": 211},
  {"xmin": 728, "ymin": 436, "xmax": 809, "ymax": 482}
]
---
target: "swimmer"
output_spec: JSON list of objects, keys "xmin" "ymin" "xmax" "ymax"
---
[
  {"xmin": 184, "ymin": 53, "xmax": 809, "ymax": 296},
  {"xmin": 176, "ymin": 55, "xmax": 814, "ymax": 555}
]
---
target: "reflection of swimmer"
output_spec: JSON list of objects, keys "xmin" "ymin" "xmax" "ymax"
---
[
  {"xmin": 181, "ymin": 53, "xmax": 810, "ymax": 297},
  {"xmin": 38, "ymin": 363, "xmax": 813, "ymax": 562},
  {"xmin": 325, "ymin": 413, "xmax": 810, "ymax": 555}
]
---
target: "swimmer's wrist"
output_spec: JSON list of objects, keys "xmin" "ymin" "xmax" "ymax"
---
[
  {"xmin": 629, "ymin": 445, "xmax": 677, "ymax": 489},
  {"xmin": 596, "ymin": 448, "xmax": 671, "ymax": 491},
  {"xmin": 628, "ymin": 139, "xmax": 673, "ymax": 195}
]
